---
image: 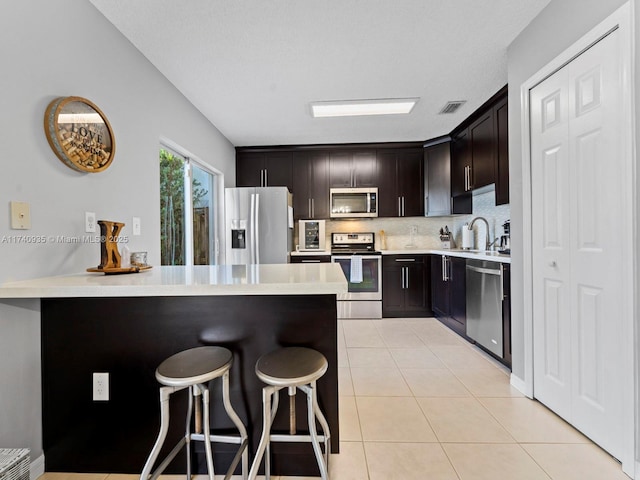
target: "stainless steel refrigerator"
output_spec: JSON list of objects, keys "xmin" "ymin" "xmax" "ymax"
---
[{"xmin": 225, "ymin": 187, "xmax": 293, "ymax": 265}]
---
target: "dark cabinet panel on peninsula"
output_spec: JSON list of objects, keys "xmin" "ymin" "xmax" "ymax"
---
[
  {"xmin": 383, "ymin": 254, "xmax": 430, "ymax": 317},
  {"xmin": 41, "ymin": 295, "xmax": 339, "ymax": 476}
]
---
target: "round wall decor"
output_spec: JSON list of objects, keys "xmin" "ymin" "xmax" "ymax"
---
[{"xmin": 44, "ymin": 96, "xmax": 115, "ymax": 173}]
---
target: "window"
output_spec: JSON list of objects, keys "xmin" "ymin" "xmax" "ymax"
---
[{"xmin": 160, "ymin": 144, "xmax": 221, "ymax": 265}]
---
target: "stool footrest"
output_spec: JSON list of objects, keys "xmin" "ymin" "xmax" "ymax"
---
[
  {"xmin": 191, "ymin": 433, "xmax": 246, "ymax": 445},
  {"xmin": 269, "ymin": 433, "xmax": 327, "ymax": 443}
]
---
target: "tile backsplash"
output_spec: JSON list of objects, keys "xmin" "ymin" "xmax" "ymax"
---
[{"xmin": 299, "ymin": 186, "xmax": 509, "ymax": 251}]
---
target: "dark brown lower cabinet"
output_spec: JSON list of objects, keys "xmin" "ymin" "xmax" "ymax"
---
[
  {"xmin": 430, "ymin": 255, "xmax": 466, "ymax": 338},
  {"xmin": 382, "ymin": 255, "xmax": 430, "ymax": 317},
  {"xmin": 290, "ymin": 254, "xmax": 331, "ymax": 264}
]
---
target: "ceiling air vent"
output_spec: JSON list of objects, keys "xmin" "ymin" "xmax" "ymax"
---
[{"xmin": 439, "ymin": 101, "xmax": 466, "ymax": 114}]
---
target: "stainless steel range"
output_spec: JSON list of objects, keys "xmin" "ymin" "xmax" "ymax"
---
[{"xmin": 331, "ymin": 232, "xmax": 382, "ymax": 319}]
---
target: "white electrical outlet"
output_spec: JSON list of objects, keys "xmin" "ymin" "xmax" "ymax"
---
[
  {"xmin": 132, "ymin": 217, "xmax": 141, "ymax": 236},
  {"xmin": 93, "ymin": 372, "xmax": 109, "ymax": 401},
  {"xmin": 85, "ymin": 212, "xmax": 96, "ymax": 233}
]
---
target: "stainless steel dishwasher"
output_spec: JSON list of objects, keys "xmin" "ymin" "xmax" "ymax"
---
[{"xmin": 465, "ymin": 259, "xmax": 503, "ymax": 357}]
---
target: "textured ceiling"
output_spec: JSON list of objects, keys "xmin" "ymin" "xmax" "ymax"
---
[{"xmin": 89, "ymin": 0, "xmax": 550, "ymax": 147}]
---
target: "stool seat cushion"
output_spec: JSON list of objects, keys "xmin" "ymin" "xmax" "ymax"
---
[
  {"xmin": 255, "ymin": 347, "xmax": 328, "ymax": 386},
  {"xmin": 156, "ymin": 346, "xmax": 233, "ymax": 387}
]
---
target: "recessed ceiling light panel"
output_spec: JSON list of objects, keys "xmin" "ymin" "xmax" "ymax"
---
[{"xmin": 311, "ymin": 98, "xmax": 419, "ymax": 118}]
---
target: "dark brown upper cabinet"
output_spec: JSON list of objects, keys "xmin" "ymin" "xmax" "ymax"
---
[
  {"xmin": 469, "ymin": 110, "xmax": 496, "ymax": 190},
  {"xmin": 494, "ymin": 96, "xmax": 509, "ymax": 205},
  {"xmin": 236, "ymin": 151, "xmax": 293, "ymax": 188},
  {"xmin": 329, "ymin": 150, "xmax": 377, "ymax": 188},
  {"xmin": 450, "ymin": 128, "xmax": 470, "ymax": 197},
  {"xmin": 424, "ymin": 139, "xmax": 462, "ymax": 217},
  {"xmin": 292, "ymin": 150, "xmax": 330, "ymax": 220},
  {"xmin": 449, "ymin": 86, "xmax": 509, "ymax": 206},
  {"xmin": 377, "ymin": 149, "xmax": 423, "ymax": 217}
]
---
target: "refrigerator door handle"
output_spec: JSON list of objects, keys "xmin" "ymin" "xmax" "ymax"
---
[
  {"xmin": 254, "ymin": 193, "xmax": 260, "ymax": 264},
  {"xmin": 250, "ymin": 193, "xmax": 256, "ymax": 264}
]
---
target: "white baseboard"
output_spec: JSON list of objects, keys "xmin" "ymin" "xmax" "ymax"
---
[
  {"xmin": 510, "ymin": 373, "xmax": 531, "ymax": 398},
  {"xmin": 30, "ymin": 453, "xmax": 45, "ymax": 480}
]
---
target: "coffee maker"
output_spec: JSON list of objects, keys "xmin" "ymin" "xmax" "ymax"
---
[{"xmin": 499, "ymin": 220, "xmax": 511, "ymax": 254}]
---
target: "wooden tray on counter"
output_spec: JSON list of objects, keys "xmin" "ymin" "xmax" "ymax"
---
[{"xmin": 87, "ymin": 265, "xmax": 152, "ymax": 275}]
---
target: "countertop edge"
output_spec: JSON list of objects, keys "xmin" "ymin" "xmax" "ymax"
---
[{"xmin": 0, "ymin": 264, "xmax": 348, "ymax": 299}]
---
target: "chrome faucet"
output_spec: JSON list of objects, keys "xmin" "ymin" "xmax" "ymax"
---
[{"xmin": 468, "ymin": 216, "xmax": 492, "ymax": 251}]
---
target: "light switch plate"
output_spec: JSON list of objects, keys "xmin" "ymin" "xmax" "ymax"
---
[
  {"xmin": 10, "ymin": 201, "xmax": 31, "ymax": 230},
  {"xmin": 132, "ymin": 217, "xmax": 141, "ymax": 236}
]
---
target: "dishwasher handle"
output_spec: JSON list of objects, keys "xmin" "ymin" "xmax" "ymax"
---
[{"xmin": 466, "ymin": 265, "xmax": 501, "ymax": 276}]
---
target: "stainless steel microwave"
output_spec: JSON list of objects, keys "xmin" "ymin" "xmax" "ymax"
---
[{"xmin": 330, "ymin": 187, "xmax": 378, "ymax": 218}]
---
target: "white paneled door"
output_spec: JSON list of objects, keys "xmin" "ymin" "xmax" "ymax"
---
[{"xmin": 530, "ymin": 27, "xmax": 625, "ymax": 460}]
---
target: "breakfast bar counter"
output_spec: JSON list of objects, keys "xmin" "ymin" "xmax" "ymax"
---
[
  {"xmin": 1, "ymin": 264, "xmax": 347, "ymax": 476},
  {"xmin": 0, "ymin": 263, "xmax": 348, "ymax": 298}
]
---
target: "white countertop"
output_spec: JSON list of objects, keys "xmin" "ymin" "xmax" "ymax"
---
[
  {"xmin": 291, "ymin": 249, "xmax": 510, "ymax": 263},
  {"xmin": 0, "ymin": 264, "xmax": 348, "ymax": 299},
  {"xmin": 381, "ymin": 249, "xmax": 511, "ymax": 263}
]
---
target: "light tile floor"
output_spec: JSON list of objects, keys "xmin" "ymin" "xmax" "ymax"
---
[{"xmin": 39, "ymin": 317, "xmax": 629, "ymax": 480}]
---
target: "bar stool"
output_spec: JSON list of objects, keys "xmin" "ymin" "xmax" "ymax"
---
[
  {"xmin": 140, "ymin": 346, "xmax": 248, "ymax": 480},
  {"xmin": 248, "ymin": 347, "xmax": 331, "ymax": 480}
]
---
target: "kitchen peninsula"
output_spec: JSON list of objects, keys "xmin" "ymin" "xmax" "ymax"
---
[{"xmin": 0, "ymin": 264, "xmax": 347, "ymax": 476}]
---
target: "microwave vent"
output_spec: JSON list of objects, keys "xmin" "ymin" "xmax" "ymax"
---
[{"xmin": 439, "ymin": 101, "xmax": 466, "ymax": 114}]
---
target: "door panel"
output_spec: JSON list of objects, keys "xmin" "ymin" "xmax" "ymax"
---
[
  {"xmin": 576, "ymin": 285, "xmax": 603, "ymax": 407},
  {"xmin": 532, "ymin": 64, "xmax": 571, "ymax": 420},
  {"xmin": 567, "ymin": 31, "xmax": 623, "ymax": 456},
  {"xmin": 531, "ymin": 28, "xmax": 624, "ymax": 460},
  {"xmin": 542, "ymin": 279, "xmax": 568, "ymax": 389}
]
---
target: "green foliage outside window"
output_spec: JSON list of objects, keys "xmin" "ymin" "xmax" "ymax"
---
[{"xmin": 160, "ymin": 149, "xmax": 210, "ymax": 265}]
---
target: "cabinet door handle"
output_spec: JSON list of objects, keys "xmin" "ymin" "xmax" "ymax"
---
[
  {"xmin": 463, "ymin": 166, "xmax": 467, "ymax": 191},
  {"xmin": 443, "ymin": 256, "xmax": 450, "ymax": 281},
  {"xmin": 398, "ymin": 197, "xmax": 402, "ymax": 217},
  {"xmin": 395, "ymin": 258, "xmax": 416, "ymax": 262},
  {"xmin": 402, "ymin": 196, "xmax": 405, "ymax": 216},
  {"xmin": 264, "ymin": 168, "xmax": 268, "ymax": 186},
  {"xmin": 302, "ymin": 259, "xmax": 321, "ymax": 263},
  {"xmin": 311, "ymin": 198, "xmax": 315, "ymax": 218},
  {"xmin": 400, "ymin": 266, "xmax": 405, "ymax": 289},
  {"xmin": 405, "ymin": 266, "xmax": 409, "ymax": 289},
  {"xmin": 308, "ymin": 198, "xmax": 312, "ymax": 218},
  {"xmin": 425, "ymin": 195, "xmax": 429, "ymax": 215}
]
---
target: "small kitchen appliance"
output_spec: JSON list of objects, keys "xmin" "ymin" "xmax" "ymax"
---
[
  {"xmin": 499, "ymin": 220, "xmax": 510, "ymax": 254},
  {"xmin": 298, "ymin": 219, "xmax": 326, "ymax": 251},
  {"xmin": 330, "ymin": 232, "xmax": 382, "ymax": 319},
  {"xmin": 329, "ymin": 187, "xmax": 378, "ymax": 218}
]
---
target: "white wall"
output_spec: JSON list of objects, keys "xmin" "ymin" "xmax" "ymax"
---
[
  {"xmin": 0, "ymin": 1, "xmax": 236, "ymax": 458},
  {"xmin": 506, "ymin": 0, "xmax": 630, "ymax": 382}
]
